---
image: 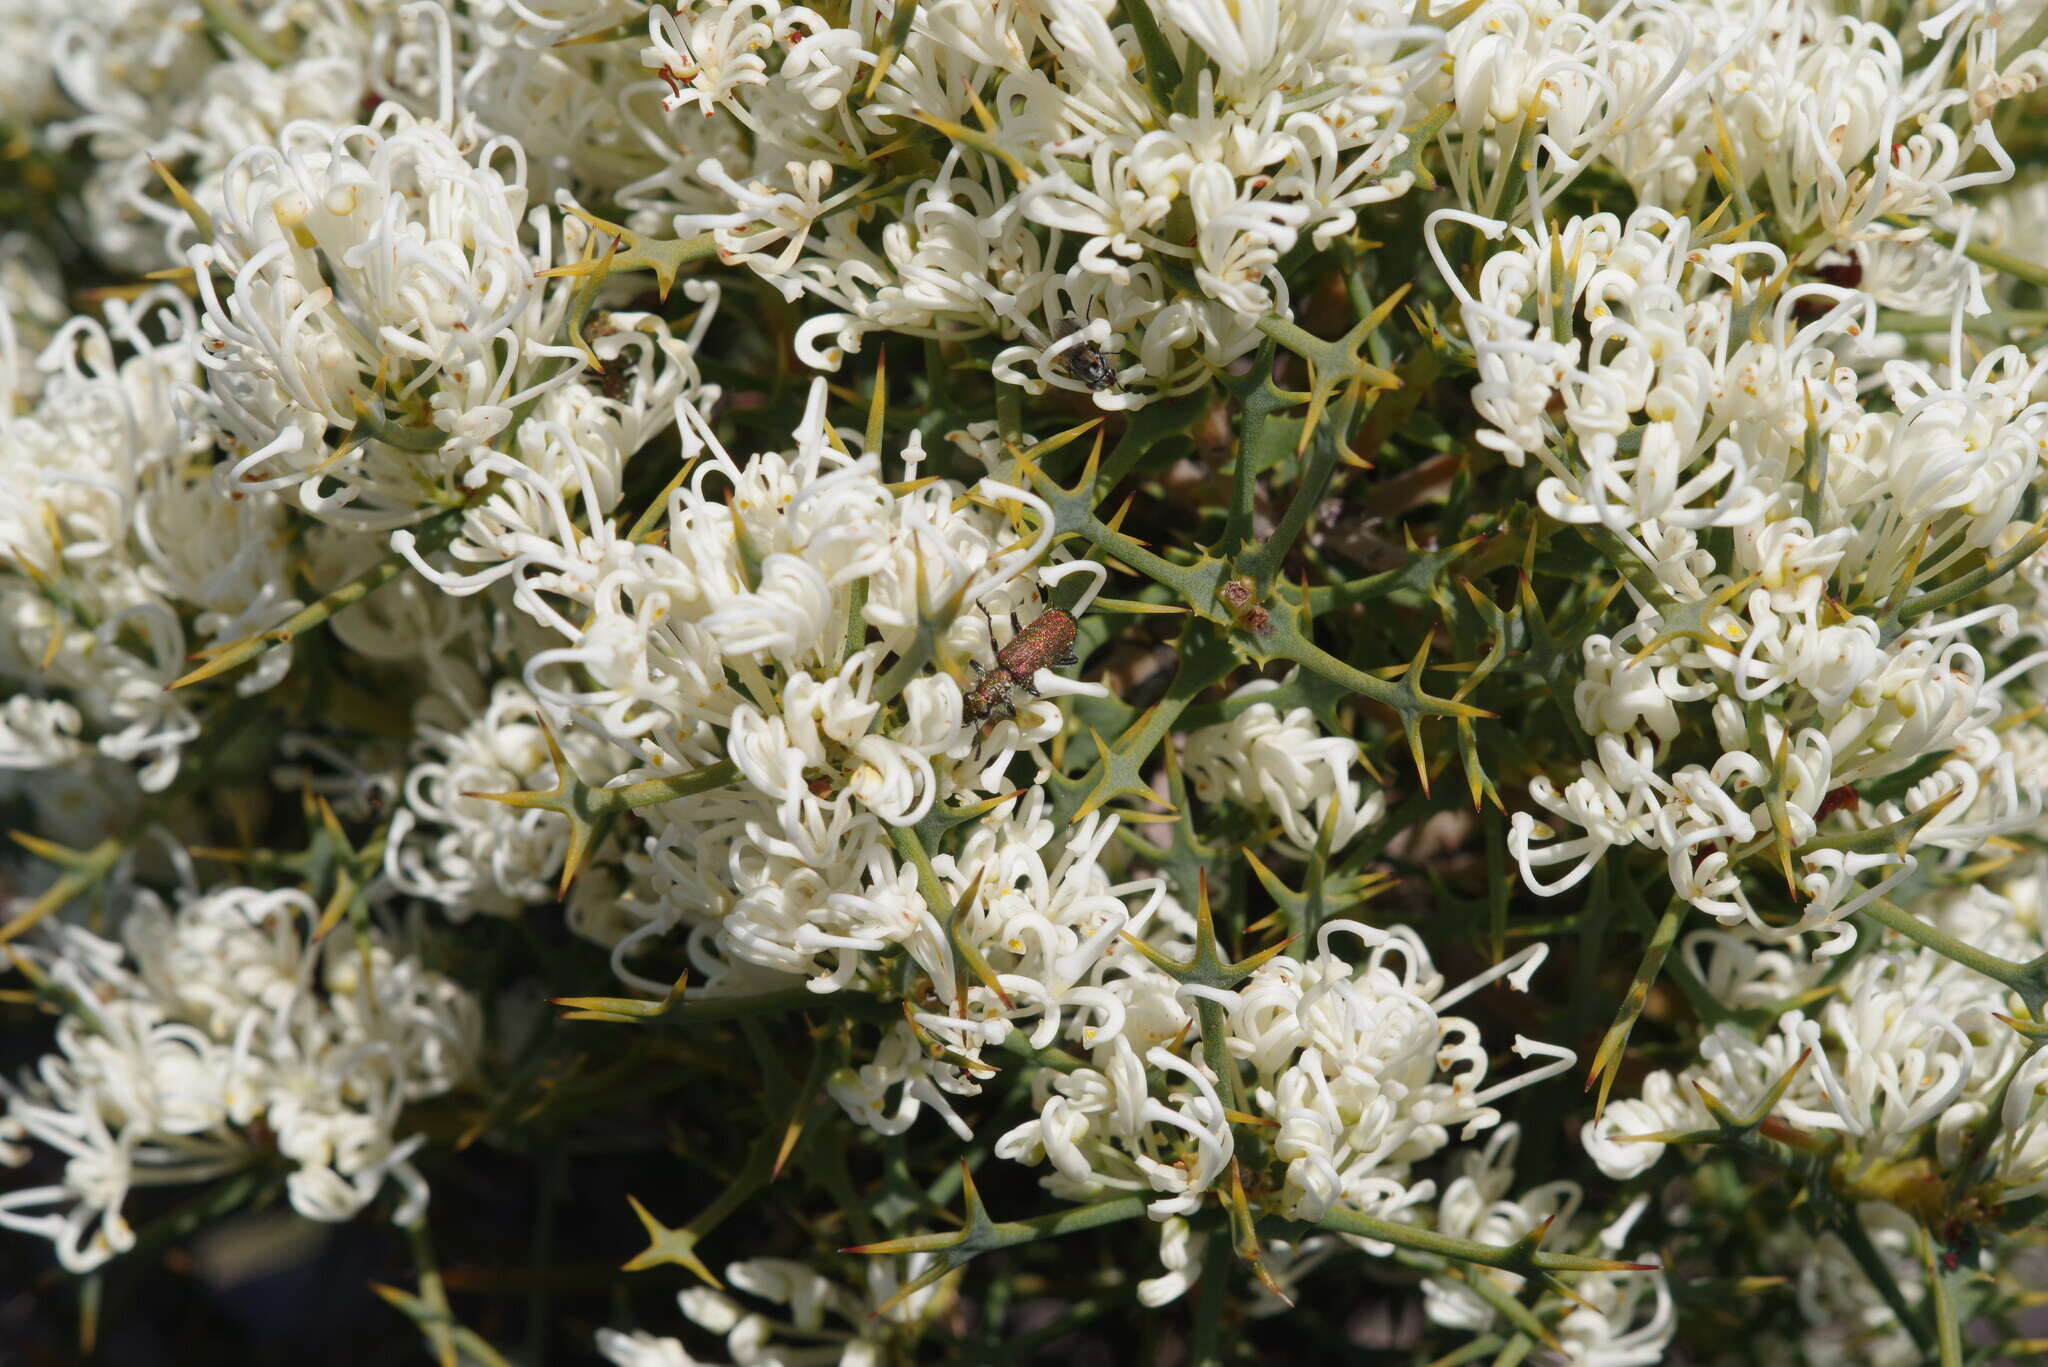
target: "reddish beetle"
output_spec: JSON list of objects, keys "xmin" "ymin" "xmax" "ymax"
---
[
  {"xmin": 966, "ymin": 607, "xmax": 1080, "ymax": 725},
  {"xmin": 995, "ymin": 607, "xmax": 1078, "ymax": 688},
  {"xmin": 963, "ymin": 668, "xmax": 1017, "ymax": 725}
]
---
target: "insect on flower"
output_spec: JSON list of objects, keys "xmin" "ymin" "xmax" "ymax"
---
[
  {"xmin": 1814, "ymin": 785, "xmax": 1860, "ymax": 821},
  {"xmin": 963, "ymin": 667, "xmax": 1018, "ymax": 726},
  {"xmin": 1016, "ymin": 315, "xmax": 1122, "ymax": 392},
  {"xmin": 965, "ymin": 607, "xmax": 1080, "ymax": 726},
  {"xmin": 1052, "ymin": 317, "xmax": 1120, "ymax": 392}
]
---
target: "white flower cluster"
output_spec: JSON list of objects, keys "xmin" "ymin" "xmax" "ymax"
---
[
  {"xmin": 613, "ymin": 0, "xmax": 2046, "ymax": 410},
  {"xmin": 1420, "ymin": 1126, "xmax": 1673, "ymax": 1366},
  {"xmin": 8, "ymin": 0, "xmax": 374, "ymax": 273},
  {"xmin": 628, "ymin": 0, "xmax": 1441, "ymax": 403},
  {"xmin": 2, "ymin": 0, "xmax": 2044, "ymax": 1354},
  {"xmin": 1761, "ymin": 1205, "xmax": 1931, "ymax": 1367},
  {"xmin": 825, "ymin": 792, "xmax": 1164, "ymax": 1137},
  {"xmin": 1450, "ymin": 206, "xmax": 2048, "ymax": 944},
  {"xmin": 0, "ymin": 885, "xmax": 481, "ymax": 1272},
  {"xmin": 1437, "ymin": 0, "xmax": 2036, "ymax": 242},
  {"xmin": 388, "ymin": 679, "xmax": 620, "ymax": 916},
  {"xmin": 1589, "ymin": 870, "xmax": 2048, "ymax": 1196},
  {"xmin": 995, "ymin": 923, "xmax": 1573, "ymax": 1288},
  {"xmin": 1185, "ymin": 676, "xmax": 1386, "ymax": 856},
  {"xmin": 599, "ymin": 1255, "xmax": 947, "ymax": 1367},
  {"xmin": 185, "ymin": 105, "xmax": 711, "ymax": 535},
  {"xmin": 1, "ymin": 287, "xmax": 287, "ymax": 793},
  {"xmin": 398, "ymin": 378, "xmax": 1111, "ymax": 989},
  {"xmin": 374, "ymin": 371, "xmax": 1516, "ymax": 1313}
]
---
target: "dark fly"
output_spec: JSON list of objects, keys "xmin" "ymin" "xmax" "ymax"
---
[
  {"xmin": 964, "ymin": 607, "xmax": 1080, "ymax": 727},
  {"xmin": 1052, "ymin": 316, "xmax": 1120, "ymax": 392}
]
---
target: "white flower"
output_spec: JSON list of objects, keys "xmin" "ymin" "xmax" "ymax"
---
[
  {"xmin": 0, "ymin": 288, "xmax": 225, "ymax": 790},
  {"xmin": 643, "ymin": 1, "xmax": 777, "ymax": 117},
  {"xmin": 185, "ymin": 111, "xmax": 587, "ymax": 530},
  {"xmin": 596, "ymin": 1327, "xmax": 708, "ymax": 1367},
  {"xmin": 387, "ymin": 681, "xmax": 623, "ymax": 916},
  {"xmin": 599, "ymin": 1249, "xmax": 950, "ymax": 1365},
  {"xmin": 1185, "ymin": 677, "xmax": 1386, "ymax": 856},
  {"xmin": 1, "ymin": 887, "xmax": 480, "ymax": 1270},
  {"xmin": 1136, "ymin": 1216, "xmax": 1208, "ymax": 1307},
  {"xmin": 0, "ymin": 696, "xmax": 87, "ymax": 770},
  {"xmin": 997, "ymin": 918, "xmax": 1571, "ymax": 1227}
]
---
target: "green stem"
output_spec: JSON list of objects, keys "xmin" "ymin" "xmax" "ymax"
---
[
  {"xmin": 1261, "ymin": 619, "xmax": 1479, "ymax": 722},
  {"xmin": 1877, "ymin": 309, "xmax": 2048, "ymax": 336},
  {"xmin": 407, "ymin": 1219, "xmax": 460, "ymax": 1367},
  {"xmin": 1861, "ymin": 899, "xmax": 2044, "ymax": 1016},
  {"xmin": 0, "ymin": 837, "xmax": 122, "ymax": 947},
  {"xmin": 1188, "ymin": 1231, "xmax": 1232, "ymax": 1367},
  {"xmin": 1119, "ymin": 0, "xmax": 1184, "ymax": 111},
  {"xmin": 1306, "ymin": 1207, "xmax": 1629, "ymax": 1275},
  {"xmin": 525, "ymin": 1144, "xmax": 565, "ymax": 1366},
  {"xmin": 990, "ymin": 1035, "xmax": 1089, "ymax": 1074},
  {"xmin": 194, "ymin": 0, "xmax": 287, "ymax": 66},
  {"xmin": 889, "ymin": 821, "xmax": 1016, "ymax": 1009},
  {"xmin": 1223, "ymin": 407, "xmax": 1267, "ymax": 556},
  {"xmin": 1904, "ymin": 219, "xmax": 2048, "ymax": 291},
  {"xmin": 1832, "ymin": 1210, "xmax": 1935, "ymax": 1357},
  {"xmin": 1586, "ymin": 895, "xmax": 1686, "ymax": 1110},
  {"xmin": 1195, "ymin": 997, "xmax": 1246, "ymax": 1115},
  {"xmin": 171, "ymin": 505, "xmax": 469, "ymax": 689},
  {"xmin": 1075, "ymin": 517, "xmax": 1216, "ymax": 608},
  {"xmin": 1580, "ymin": 525, "xmax": 1673, "ymax": 610},
  {"xmin": 1892, "ymin": 519, "xmax": 2048, "ymax": 629},
  {"xmin": 1922, "ymin": 1225, "xmax": 1967, "ymax": 1367},
  {"xmin": 661, "ymin": 987, "xmax": 894, "ymax": 1025},
  {"xmin": 1239, "ymin": 392, "xmax": 1351, "ymax": 592},
  {"xmin": 603, "ymin": 761, "xmax": 743, "ymax": 813},
  {"xmin": 1005, "ymin": 1195, "xmax": 1151, "ymax": 1243},
  {"xmin": 1251, "ymin": 316, "xmax": 1330, "ymax": 363},
  {"xmin": 876, "ymin": 1193, "xmax": 1152, "ymax": 1257},
  {"xmin": 689, "ymin": 1124, "xmax": 781, "ymax": 1240}
]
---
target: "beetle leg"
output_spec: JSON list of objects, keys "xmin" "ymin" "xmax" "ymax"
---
[
  {"xmin": 1056, "ymin": 651, "xmax": 1078, "ymax": 667},
  {"xmin": 1017, "ymin": 672, "xmax": 1040, "ymax": 697}
]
